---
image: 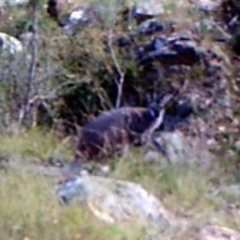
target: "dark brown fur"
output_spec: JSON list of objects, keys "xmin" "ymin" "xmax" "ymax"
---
[{"xmin": 73, "ymin": 106, "xmax": 163, "ymax": 164}]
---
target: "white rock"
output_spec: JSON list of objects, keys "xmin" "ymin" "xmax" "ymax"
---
[
  {"xmin": 57, "ymin": 175, "xmax": 178, "ymax": 227},
  {"xmin": 194, "ymin": 0, "xmax": 222, "ymax": 12},
  {"xmin": 0, "ymin": 0, "xmax": 28, "ymax": 7},
  {"xmin": 133, "ymin": 0, "xmax": 164, "ymax": 16},
  {"xmin": 69, "ymin": 8, "xmax": 85, "ymax": 23},
  {"xmin": 0, "ymin": 32, "xmax": 23, "ymax": 57}
]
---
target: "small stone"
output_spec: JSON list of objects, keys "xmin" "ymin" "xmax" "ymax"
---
[
  {"xmin": 23, "ymin": 237, "xmax": 30, "ymax": 240},
  {"xmin": 136, "ymin": 19, "xmax": 163, "ymax": 35},
  {"xmin": 218, "ymin": 126, "xmax": 226, "ymax": 132},
  {"xmin": 131, "ymin": 0, "xmax": 164, "ymax": 20},
  {"xmin": 194, "ymin": 0, "xmax": 222, "ymax": 12}
]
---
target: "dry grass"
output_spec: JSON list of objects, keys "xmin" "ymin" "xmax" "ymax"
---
[
  {"xmin": 110, "ymin": 151, "xmax": 240, "ymax": 238},
  {"xmin": 0, "ymin": 127, "xmax": 73, "ymax": 163},
  {"xmin": 0, "ymin": 168, "xmax": 141, "ymax": 240},
  {"xmin": 0, "ymin": 129, "xmax": 239, "ymax": 239}
]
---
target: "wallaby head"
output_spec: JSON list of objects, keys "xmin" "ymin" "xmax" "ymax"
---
[{"xmin": 144, "ymin": 102, "xmax": 163, "ymax": 124}]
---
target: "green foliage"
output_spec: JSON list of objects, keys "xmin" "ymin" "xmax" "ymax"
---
[{"xmin": 0, "ymin": 0, "xmax": 159, "ymax": 127}]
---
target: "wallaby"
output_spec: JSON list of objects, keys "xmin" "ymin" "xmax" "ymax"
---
[
  {"xmin": 60, "ymin": 94, "xmax": 174, "ymax": 177},
  {"xmin": 73, "ymin": 106, "xmax": 162, "ymax": 160}
]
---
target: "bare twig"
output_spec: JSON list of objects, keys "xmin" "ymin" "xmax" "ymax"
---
[
  {"xmin": 49, "ymin": 79, "xmax": 90, "ymax": 96},
  {"xmin": 18, "ymin": 1, "xmax": 38, "ymax": 126},
  {"xmin": 19, "ymin": 78, "xmax": 88, "ymax": 125},
  {"xmin": 107, "ymin": 30, "xmax": 125, "ymax": 108}
]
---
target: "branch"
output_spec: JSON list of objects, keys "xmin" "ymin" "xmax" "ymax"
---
[
  {"xmin": 107, "ymin": 30, "xmax": 125, "ymax": 108},
  {"xmin": 18, "ymin": 2, "xmax": 38, "ymax": 125},
  {"xmin": 18, "ymin": 79, "xmax": 88, "ymax": 123}
]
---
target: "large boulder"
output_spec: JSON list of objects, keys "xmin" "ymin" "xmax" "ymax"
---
[
  {"xmin": 57, "ymin": 174, "xmax": 179, "ymax": 228},
  {"xmin": 145, "ymin": 130, "xmax": 213, "ymax": 168}
]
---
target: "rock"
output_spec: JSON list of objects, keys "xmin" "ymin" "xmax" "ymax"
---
[
  {"xmin": 162, "ymin": 97, "xmax": 194, "ymax": 130},
  {"xmin": 58, "ymin": 4, "xmax": 94, "ymax": 36},
  {"xmin": 115, "ymin": 34, "xmax": 134, "ymax": 47},
  {"xmin": 194, "ymin": 225, "xmax": 240, "ymax": 240},
  {"xmin": 145, "ymin": 130, "xmax": 213, "ymax": 168},
  {"xmin": 57, "ymin": 175, "xmax": 177, "ymax": 227},
  {"xmin": 46, "ymin": 156, "xmax": 64, "ymax": 168},
  {"xmin": 135, "ymin": 18, "xmax": 176, "ymax": 36},
  {"xmin": 136, "ymin": 32, "xmax": 202, "ymax": 66},
  {"xmin": 58, "ymin": 2, "xmax": 117, "ymax": 36},
  {"xmin": 128, "ymin": 0, "xmax": 164, "ymax": 23},
  {"xmin": 135, "ymin": 18, "xmax": 164, "ymax": 35},
  {"xmin": 57, "ymin": 175, "xmax": 87, "ymax": 204},
  {"xmin": 159, "ymin": 115, "xmax": 185, "ymax": 132},
  {"xmin": 214, "ymin": 184, "xmax": 240, "ymax": 198},
  {"xmin": 0, "ymin": 0, "xmax": 28, "ymax": 7},
  {"xmin": 0, "ymin": 32, "xmax": 23, "ymax": 57},
  {"xmin": 58, "ymin": 0, "xmax": 160, "ymax": 37},
  {"xmin": 135, "ymin": 36, "xmax": 168, "ymax": 62},
  {"xmin": 193, "ymin": 0, "xmax": 222, "ymax": 12},
  {"xmin": 144, "ymin": 96, "xmax": 195, "ymax": 132},
  {"xmin": 173, "ymin": 98, "xmax": 194, "ymax": 119}
]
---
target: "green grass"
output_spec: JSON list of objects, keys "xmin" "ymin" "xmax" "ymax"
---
[
  {"xmin": 0, "ymin": 127, "xmax": 74, "ymax": 165},
  {"xmin": 0, "ymin": 129, "xmax": 240, "ymax": 239},
  {"xmin": 110, "ymin": 151, "xmax": 240, "ymax": 234},
  {"xmin": 0, "ymin": 168, "xmax": 142, "ymax": 240}
]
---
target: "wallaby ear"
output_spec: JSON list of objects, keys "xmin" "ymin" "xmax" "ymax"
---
[
  {"xmin": 147, "ymin": 102, "xmax": 161, "ymax": 119},
  {"xmin": 156, "ymin": 92, "xmax": 174, "ymax": 107}
]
